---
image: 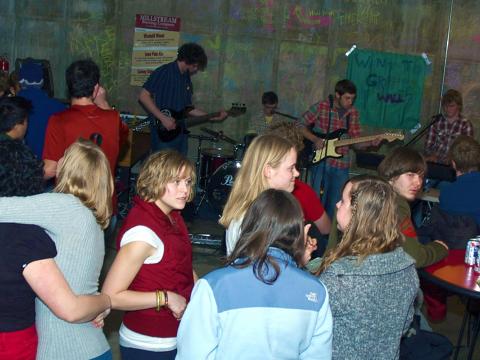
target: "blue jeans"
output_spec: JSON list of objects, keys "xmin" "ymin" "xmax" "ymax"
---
[
  {"xmin": 311, "ymin": 162, "xmax": 349, "ymax": 219},
  {"xmin": 91, "ymin": 349, "xmax": 112, "ymax": 360},
  {"xmin": 149, "ymin": 120, "xmax": 188, "ymax": 156},
  {"xmin": 120, "ymin": 346, "xmax": 176, "ymax": 360}
]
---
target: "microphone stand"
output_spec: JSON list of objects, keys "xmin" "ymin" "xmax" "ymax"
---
[
  {"xmin": 318, "ymin": 95, "xmax": 335, "ymax": 199},
  {"xmin": 272, "ymin": 110, "xmax": 298, "ymax": 121},
  {"xmin": 403, "ymin": 114, "xmax": 442, "ymax": 148}
]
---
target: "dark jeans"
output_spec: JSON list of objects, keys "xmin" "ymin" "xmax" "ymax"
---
[
  {"xmin": 120, "ymin": 346, "xmax": 176, "ymax": 360},
  {"xmin": 91, "ymin": 349, "xmax": 113, "ymax": 360}
]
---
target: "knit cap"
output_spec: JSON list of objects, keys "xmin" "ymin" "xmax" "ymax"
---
[{"xmin": 19, "ymin": 61, "xmax": 44, "ymax": 87}]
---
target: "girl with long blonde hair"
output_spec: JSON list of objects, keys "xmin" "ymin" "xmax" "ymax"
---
[
  {"xmin": 315, "ymin": 175, "xmax": 419, "ymax": 360},
  {"xmin": 220, "ymin": 134, "xmax": 299, "ymax": 254},
  {"xmin": 0, "ymin": 139, "xmax": 114, "ymax": 360}
]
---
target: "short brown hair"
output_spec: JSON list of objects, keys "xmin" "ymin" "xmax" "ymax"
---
[
  {"xmin": 136, "ymin": 150, "xmax": 196, "ymax": 202},
  {"xmin": 377, "ymin": 147, "xmax": 426, "ymax": 181},
  {"xmin": 441, "ymin": 89, "xmax": 463, "ymax": 113},
  {"xmin": 449, "ymin": 135, "xmax": 480, "ymax": 173}
]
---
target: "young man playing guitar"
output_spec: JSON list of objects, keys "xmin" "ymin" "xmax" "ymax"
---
[
  {"xmin": 301, "ymin": 79, "xmax": 382, "ymax": 217},
  {"xmin": 138, "ymin": 42, "xmax": 228, "ymax": 155}
]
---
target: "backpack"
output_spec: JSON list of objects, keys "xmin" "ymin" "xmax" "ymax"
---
[
  {"xmin": 418, "ymin": 206, "xmax": 479, "ymax": 249},
  {"xmin": 400, "ymin": 315, "xmax": 453, "ymax": 360}
]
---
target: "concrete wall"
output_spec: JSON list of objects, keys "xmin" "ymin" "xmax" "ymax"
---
[{"xmin": 2, "ymin": 0, "xmax": 480, "ymax": 149}]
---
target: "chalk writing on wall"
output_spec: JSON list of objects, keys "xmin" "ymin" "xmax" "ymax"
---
[{"xmin": 348, "ymin": 49, "xmax": 426, "ymax": 129}]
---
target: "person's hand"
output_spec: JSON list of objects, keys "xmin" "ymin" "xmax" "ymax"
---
[
  {"xmin": 301, "ymin": 224, "xmax": 318, "ymax": 266},
  {"xmin": 166, "ymin": 291, "xmax": 187, "ymax": 320},
  {"xmin": 93, "ymin": 85, "xmax": 110, "ymax": 110},
  {"xmin": 210, "ymin": 109, "xmax": 228, "ymax": 121},
  {"xmin": 160, "ymin": 116, "xmax": 177, "ymax": 130},
  {"xmin": 92, "ymin": 308, "xmax": 111, "ymax": 328},
  {"xmin": 313, "ymin": 137, "xmax": 325, "ymax": 150},
  {"xmin": 370, "ymin": 137, "xmax": 383, "ymax": 147},
  {"xmin": 434, "ymin": 240, "xmax": 449, "ymax": 251}
]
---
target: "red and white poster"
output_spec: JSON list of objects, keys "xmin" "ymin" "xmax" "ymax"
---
[{"xmin": 130, "ymin": 14, "xmax": 181, "ymax": 86}]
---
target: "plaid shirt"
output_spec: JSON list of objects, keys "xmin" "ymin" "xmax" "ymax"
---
[
  {"xmin": 302, "ymin": 100, "xmax": 361, "ymax": 169},
  {"xmin": 424, "ymin": 114, "xmax": 474, "ymax": 164},
  {"xmin": 248, "ymin": 111, "xmax": 283, "ymax": 135}
]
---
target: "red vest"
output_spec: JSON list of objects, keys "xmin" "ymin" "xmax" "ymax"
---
[{"xmin": 117, "ymin": 197, "xmax": 193, "ymax": 337}]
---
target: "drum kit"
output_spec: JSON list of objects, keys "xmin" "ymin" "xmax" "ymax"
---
[{"xmin": 189, "ymin": 127, "xmax": 251, "ymax": 215}]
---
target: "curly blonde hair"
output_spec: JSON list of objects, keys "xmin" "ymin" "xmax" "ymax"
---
[
  {"xmin": 315, "ymin": 175, "xmax": 404, "ymax": 275},
  {"xmin": 266, "ymin": 121, "xmax": 305, "ymax": 152}
]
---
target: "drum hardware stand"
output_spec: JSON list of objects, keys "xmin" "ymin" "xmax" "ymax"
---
[
  {"xmin": 188, "ymin": 133, "xmax": 219, "ymax": 216},
  {"xmin": 188, "ymin": 133, "xmax": 217, "ymax": 190},
  {"xmin": 233, "ymin": 143, "xmax": 245, "ymax": 161},
  {"xmin": 194, "ymin": 191, "xmax": 214, "ymax": 216}
]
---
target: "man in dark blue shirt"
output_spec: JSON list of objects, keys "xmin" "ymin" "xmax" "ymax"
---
[
  {"xmin": 138, "ymin": 43, "xmax": 227, "ymax": 155},
  {"xmin": 439, "ymin": 135, "xmax": 480, "ymax": 225}
]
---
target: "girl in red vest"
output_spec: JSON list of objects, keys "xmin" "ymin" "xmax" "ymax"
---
[{"xmin": 102, "ymin": 150, "xmax": 196, "ymax": 360}]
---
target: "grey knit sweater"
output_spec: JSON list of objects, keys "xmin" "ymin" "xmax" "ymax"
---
[
  {"xmin": 0, "ymin": 193, "xmax": 110, "ymax": 359},
  {"xmin": 319, "ymin": 247, "xmax": 418, "ymax": 360}
]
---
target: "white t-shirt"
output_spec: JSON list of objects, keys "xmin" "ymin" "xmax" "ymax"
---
[
  {"xmin": 225, "ymin": 218, "xmax": 243, "ymax": 256},
  {"xmin": 118, "ymin": 225, "xmax": 176, "ymax": 352}
]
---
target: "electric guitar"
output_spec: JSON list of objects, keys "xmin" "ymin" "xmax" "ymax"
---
[
  {"xmin": 154, "ymin": 103, "xmax": 246, "ymax": 142},
  {"xmin": 311, "ymin": 129, "xmax": 404, "ymax": 164}
]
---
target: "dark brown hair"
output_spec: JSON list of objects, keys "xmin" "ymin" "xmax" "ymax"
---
[
  {"xmin": 377, "ymin": 147, "xmax": 426, "ymax": 181},
  {"xmin": 226, "ymin": 189, "xmax": 306, "ymax": 284},
  {"xmin": 441, "ymin": 89, "xmax": 463, "ymax": 113}
]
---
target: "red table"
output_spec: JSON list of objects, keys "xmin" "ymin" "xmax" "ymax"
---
[
  {"xmin": 423, "ymin": 249, "xmax": 480, "ymax": 299},
  {"xmin": 421, "ymin": 249, "xmax": 480, "ymax": 359}
]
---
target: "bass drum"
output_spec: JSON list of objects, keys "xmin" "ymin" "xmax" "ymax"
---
[
  {"xmin": 199, "ymin": 148, "xmax": 234, "ymax": 189},
  {"xmin": 207, "ymin": 160, "xmax": 242, "ymax": 214}
]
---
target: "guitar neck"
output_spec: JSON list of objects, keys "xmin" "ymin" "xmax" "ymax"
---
[
  {"xmin": 334, "ymin": 134, "xmax": 381, "ymax": 147},
  {"xmin": 184, "ymin": 112, "xmax": 220, "ymax": 128}
]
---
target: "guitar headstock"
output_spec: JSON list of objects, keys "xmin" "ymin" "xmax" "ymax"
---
[
  {"xmin": 382, "ymin": 132, "xmax": 405, "ymax": 142},
  {"xmin": 227, "ymin": 103, "xmax": 247, "ymax": 117}
]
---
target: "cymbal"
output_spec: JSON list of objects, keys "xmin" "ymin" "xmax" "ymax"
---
[{"xmin": 201, "ymin": 127, "xmax": 238, "ymax": 145}]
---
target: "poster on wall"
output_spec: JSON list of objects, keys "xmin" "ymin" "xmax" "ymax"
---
[
  {"xmin": 347, "ymin": 48, "xmax": 427, "ymax": 130},
  {"xmin": 130, "ymin": 14, "xmax": 181, "ymax": 86}
]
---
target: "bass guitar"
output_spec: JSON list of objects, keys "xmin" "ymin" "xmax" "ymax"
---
[
  {"xmin": 155, "ymin": 103, "xmax": 246, "ymax": 142},
  {"xmin": 311, "ymin": 129, "xmax": 404, "ymax": 164}
]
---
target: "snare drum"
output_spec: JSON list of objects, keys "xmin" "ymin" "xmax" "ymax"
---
[
  {"xmin": 200, "ymin": 148, "xmax": 234, "ymax": 189},
  {"xmin": 207, "ymin": 160, "xmax": 242, "ymax": 213}
]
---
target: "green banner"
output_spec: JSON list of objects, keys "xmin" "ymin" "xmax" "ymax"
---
[{"xmin": 347, "ymin": 48, "xmax": 426, "ymax": 130}]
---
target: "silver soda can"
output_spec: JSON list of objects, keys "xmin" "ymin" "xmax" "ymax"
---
[
  {"xmin": 475, "ymin": 255, "xmax": 480, "ymax": 273},
  {"xmin": 465, "ymin": 240, "xmax": 480, "ymax": 266}
]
